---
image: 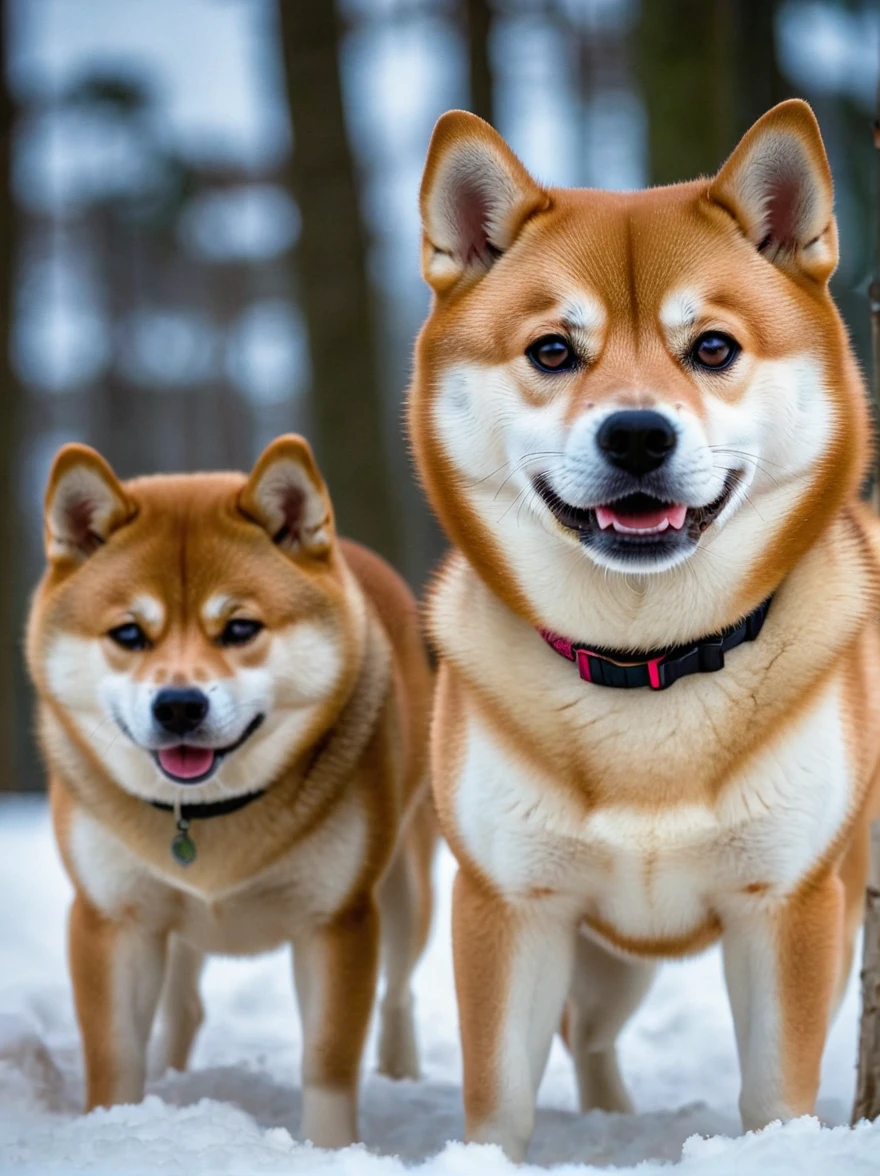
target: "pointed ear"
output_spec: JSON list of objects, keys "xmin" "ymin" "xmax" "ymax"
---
[
  {"xmin": 708, "ymin": 100, "xmax": 836, "ymax": 282},
  {"xmin": 419, "ymin": 110, "xmax": 550, "ymax": 294},
  {"xmin": 44, "ymin": 444, "xmax": 134, "ymax": 564},
  {"xmin": 239, "ymin": 435, "xmax": 334, "ymax": 559}
]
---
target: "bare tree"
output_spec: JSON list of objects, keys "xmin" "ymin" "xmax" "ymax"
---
[
  {"xmin": 640, "ymin": 0, "xmax": 793, "ymax": 182},
  {"xmin": 277, "ymin": 0, "xmax": 400, "ymax": 566},
  {"xmin": 852, "ymin": 82, "xmax": 880, "ymax": 1127},
  {"xmin": 0, "ymin": 2, "xmax": 22, "ymax": 790},
  {"xmin": 854, "ymin": 826, "xmax": 880, "ymax": 1121},
  {"xmin": 638, "ymin": 0, "xmax": 735, "ymax": 185},
  {"xmin": 466, "ymin": 0, "xmax": 494, "ymax": 126},
  {"xmin": 733, "ymin": 0, "xmax": 789, "ymax": 132}
]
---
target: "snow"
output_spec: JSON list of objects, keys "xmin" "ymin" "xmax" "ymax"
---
[{"xmin": 1, "ymin": 796, "xmax": 878, "ymax": 1174}]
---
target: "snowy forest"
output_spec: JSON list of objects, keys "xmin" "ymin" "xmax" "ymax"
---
[
  {"xmin": 0, "ymin": 0, "xmax": 877, "ymax": 795},
  {"xmin": 2, "ymin": 4, "xmax": 880, "ymax": 1173}
]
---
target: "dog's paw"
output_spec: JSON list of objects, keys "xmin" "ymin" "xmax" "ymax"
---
[
  {"xmin": 575, "ymin": 1047, "xmax": 634, "ymax": 1114},
  {"xmin": 300, "ymin": 1085, "xmax": 358, "ymax": 1148}
]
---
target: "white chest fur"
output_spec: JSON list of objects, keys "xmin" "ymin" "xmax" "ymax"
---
[
  {"xmin": 454, "ymin": 679, "xmax": 852, "ymax": 946},
  {"xmin": 68, "ymin": 791, "xmax": 369, "ymax": 953}
]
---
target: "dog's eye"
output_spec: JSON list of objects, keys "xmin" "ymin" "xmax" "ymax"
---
[
  {"xmin": 220, "ymin": 619, "xmax": 264, "ymax": 647},
  {"xmin": 691, "ymin": 332, "xmax": 739, "ymax": 371},
  {"xmin": 108, "ymin": 623, "xmax": 150, "ymax": 651},
  {"xmin": 526, "ymin": 335, "xmax": 577, "ymax": 373}
]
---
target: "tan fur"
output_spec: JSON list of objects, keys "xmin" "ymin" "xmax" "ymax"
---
[
  {"xmin": 27, "ymin": 435, "xmax": 436, "ymax": 1147},
  {"xmin": 409, "ymin": 100, "xmax": 880, "ymax": 1159}
]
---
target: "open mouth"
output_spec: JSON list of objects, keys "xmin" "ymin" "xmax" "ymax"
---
[
  {"xmin": 152, "ymin": 714, "xmax": 265, "ymax": 785},
  {"xmin": 534, "ymin": 470, "xmax": 741, "ymax": 561}
]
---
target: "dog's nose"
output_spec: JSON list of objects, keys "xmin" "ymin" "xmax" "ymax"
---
[
  {"xmin": 596, "ymin": 410, "xmax": 677, "ymax": 476},
  {"xmin": 152, "ymin": 688, "xmax": 209, "ymax": 736}
]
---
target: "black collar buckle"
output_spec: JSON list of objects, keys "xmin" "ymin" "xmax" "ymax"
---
[{"xmin": 543, "ymin": 596, "xmax": 772, "ymax": 693}]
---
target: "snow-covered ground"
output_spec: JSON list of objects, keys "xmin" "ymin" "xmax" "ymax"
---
[{"xmin": 1, "ymin": 796, "xmax": 878, "ymax": 1174}]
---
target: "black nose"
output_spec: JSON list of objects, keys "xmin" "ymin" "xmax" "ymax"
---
[
  {"xmin": 152, "ymin": 688, "xmax": 209, "ymax": 736},
  {"xmin": 596, "ymin": 410, "xmax": 677, "ymax": 476}
]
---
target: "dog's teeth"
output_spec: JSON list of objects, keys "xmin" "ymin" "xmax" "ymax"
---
[{"xmin": 611, "ymin": 519, "xmax": 670, "ymax": 535}]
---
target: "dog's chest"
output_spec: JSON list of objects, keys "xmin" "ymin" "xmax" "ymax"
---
[
  {"xmin": 68, "ymin": 792, "xmax": 369, "ymax": 953},
  {"xmin": 454, "ymin": 680, "xmax": 852, "ymax": 945}
]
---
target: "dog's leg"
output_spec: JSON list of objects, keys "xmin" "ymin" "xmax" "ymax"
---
[
  {"xmin": 376, "ymin": 799, "xmax": 436, "ymax": 1079},
  {"xmin": 564, "ymin": 931, "xmax": 654, "ymax": 1113},
  {"xmin": 69, "ymin": 894, "xmax": 166, "ymax": 1109},
  {"xmin": 833, "ymin": 815, "xmax": 871, "ymax": 1016},
  {"xmin": 453, "ymin": 867, "xmax": 576, "ymax": 1162},
  {"xmin": 293, "ymin": 895, "xmax": 380, "ymax": 1147},
  {"xmin": 149, "ymin": 935, "xmax": 205, "ymax": 1076},
  {"xmin": 722, "ymin": 875, "xmax": 843, "ymax": 1131}
]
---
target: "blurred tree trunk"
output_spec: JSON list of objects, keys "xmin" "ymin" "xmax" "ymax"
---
[
  {"xmin": 641, "ymin": 0, "xmax": 790, "ymax": 186},
  {"xmin": 639, "ymin": 0, "xmax": 735, "ymax": 184},
  {"xmin": 0, "ymin": 3, "xmax": 22, "ymax": 790},
  {"xmin": 871, "ymin": 104, "xmax": 880, "ymax": 495},
  {"xmin": 852, "ymin": 85, "xmax": 880, "ymax": 1126},
  {"xmin": 854, "ymin": 823, "xmax": 880, "ymax": 1121},
  {"xmin": 277, "ymin": 0, "xmax": 400, "ymax": 566},
  {"xmin": 466, "ymin": 0, "xmax": 494, "ymax": 126},
  {"xmin": 733, "ymin": 0, "xmax": 789, "ymax": 132}
]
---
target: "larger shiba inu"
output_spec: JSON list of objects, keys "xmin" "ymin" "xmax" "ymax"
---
[
  {"xmin": 26, "ymin": 435, "xmax": 435, "ymax": 1148},
  {"xmin": 410, "ymin": 100, "xmax": 880, "ymax": 1158}
]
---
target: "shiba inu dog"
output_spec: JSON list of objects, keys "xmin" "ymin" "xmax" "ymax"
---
[
  {"xmin": 409, "ymin": 100, "xmax": 880, "ymax": 1159},
  {"xmin": 26, "ymin": 435, "xmax": 435, "ymax": 1148}
]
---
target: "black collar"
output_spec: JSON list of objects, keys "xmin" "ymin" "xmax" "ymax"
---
[
  {"xmin": 149, "ymin": 789, "xmax": 266, "ymax": 821},
  {"xmin": 541, "ymin": 596, "xmax": 772, "ymax": 692}
]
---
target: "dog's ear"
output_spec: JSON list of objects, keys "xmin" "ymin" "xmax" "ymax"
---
[
  {"xmin": 419, "ymin": 110, "xmax": 549, "ymax": 294},
  {"xmin": 239, "ymin": 435, "xmax": 334, "ymax": 559},
  {"xmin": 44, "ymin": 444, "xmax": 135, "ymax": 565},
  {"xmin": 708, "ymin": 99, "xmax": 836, "ymax": 282}
]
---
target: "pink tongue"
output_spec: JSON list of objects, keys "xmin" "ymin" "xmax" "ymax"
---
[
  {"xmin": 596, "ymin": 502, "xmax": 688, "ymax": 531},
  {"xmin": 158, "ymin": 746, "xmax": 215, "ymax": 780}
]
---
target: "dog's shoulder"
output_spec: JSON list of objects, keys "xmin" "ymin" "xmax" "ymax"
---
[{"xmin": 340, "ymin": 539, "xmax": 433, "ymax": 785}]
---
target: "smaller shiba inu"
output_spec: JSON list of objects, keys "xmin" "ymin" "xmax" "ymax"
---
[{"xmin": 27, "ymin": 435, "xmax": 435, "ymax": 1147}]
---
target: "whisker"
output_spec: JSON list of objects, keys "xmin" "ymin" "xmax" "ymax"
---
[
  {"xmin": 707, "ymin": 445, "xmax": 789, "ymax": 469},
  {"xmin": 705, "ymin": 445, "xmax": 806, "ymax": 490},
  {"xmin": 740, "ymin": 488, "xmax": 765, "ymax": 522},
  {"xmin": 497, "ymin": 482, "xmax": 534, "ymax": 525},
  {"xmin": 710, "ymin": 457, "xmax": 784, "ymax": 492},
  {"xmin": 493, "ymin": 454, "xmax": 567, "ymax": 501},
  {"xmin": 515, "ymin": 485, "xmax": 541, "ymax": 529},
  {"xmin": 87, "ymin": 714, "xmax": 113, "ymax": 742},
  {"xmin": 467, "ymin": 451, "xmax": 566, "ymax": 491}
]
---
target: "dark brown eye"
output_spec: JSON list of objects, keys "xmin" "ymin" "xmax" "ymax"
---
[
  {"xmin": 691, "ymin": 332, "xmax": 739, "ymax": 371},
  {"xmin": 526, "ymin": 335, "xmax": 577, "ymax": 373},
  {"xmin": 220, "ymin": 618, "xmax": 263, "ymax": 647},
  {"xmin": 108, "ymin": 622, "xmax": 150, "ymax": 651}
]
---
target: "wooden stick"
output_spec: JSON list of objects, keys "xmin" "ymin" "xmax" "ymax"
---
[
  {"xmin": 852, "ymin": 78, "xmax": 880, "ymax": 1124},
  {"xmin": 854, "ymin": 825, "xmax": 880, "ymax": 1121}
]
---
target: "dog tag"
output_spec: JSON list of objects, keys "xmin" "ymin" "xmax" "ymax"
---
[{"xmin": 171, "ymin": 819, "xmax": 196, "ymax": 866}]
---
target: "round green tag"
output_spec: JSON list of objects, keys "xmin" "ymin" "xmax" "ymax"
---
[{"xmin": 171, "ymin": 829, "xmax": 197, "ymax": 866}]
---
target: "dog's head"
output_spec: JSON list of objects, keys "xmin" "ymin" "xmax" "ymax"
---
[
  {"xmin": 410, "ymin": 100, "xmax": 868, "ymax": 638},
  {"xmin": 28, "ymin": 436, "xmax": 361, "ymax": 804}
]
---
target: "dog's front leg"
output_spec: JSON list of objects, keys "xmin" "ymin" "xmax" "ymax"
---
[
  {"xmin": 722, "ymin": 874, "xmax": 843, "ymax": 1131},
  {"xmin": 453, "ymin": 867, "xmax": 576, "ymax": 1162},
  {"xmin": 69, "ymin": 893, "xmax": 167, "ymax": 1110},
  {"xmin": 293, "ymin": 895, "xmax": 380, "ymax": 1148}
]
